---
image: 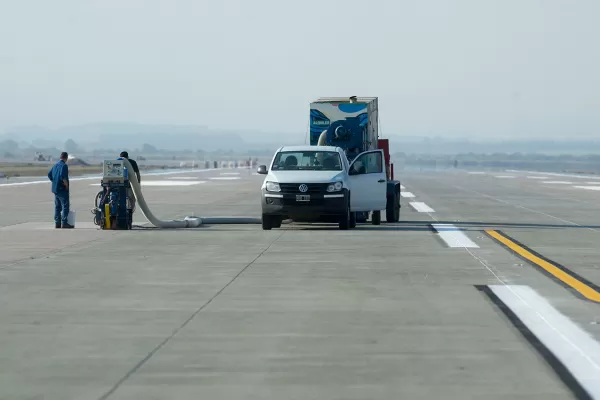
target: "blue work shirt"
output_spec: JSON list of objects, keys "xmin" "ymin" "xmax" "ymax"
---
[{"xmin": 48, "ymin": 160, "xmax": 69, "ymax": 194}]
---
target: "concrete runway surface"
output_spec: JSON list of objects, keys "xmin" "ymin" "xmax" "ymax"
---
[{"xmin": 1, "ymin": 167, "xmax": 600, "ymax": 399}]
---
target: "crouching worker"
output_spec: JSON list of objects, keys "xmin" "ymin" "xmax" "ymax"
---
[
  {"xmin": 119, "ymin": 151, "xmax": 141, "ymax": 222},
  {"xmin": 48, "ymin": 152, "xmax": 74, "ymax": 228}
]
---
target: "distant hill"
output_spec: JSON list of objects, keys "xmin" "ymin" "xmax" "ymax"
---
[
  {"xmin": 387, "ymin": 137, "xmax": 600, "ymax": 155},
  {"xmin": 1, "ymin": 122, "xmax": 304, "ymax": 152},
  {"xmin": 2, "ymin": 123, "xmax": 600, "ymax": 155}
]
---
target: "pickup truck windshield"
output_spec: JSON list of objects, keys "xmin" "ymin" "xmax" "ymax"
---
[{"xmin": 271, "ymin": 151, "xmax": 343, "ymax": 171}]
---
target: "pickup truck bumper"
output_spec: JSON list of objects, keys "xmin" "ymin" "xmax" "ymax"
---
[{"xmin": 261, "ymin": 188, "xmax": 348, "ymax": 220}]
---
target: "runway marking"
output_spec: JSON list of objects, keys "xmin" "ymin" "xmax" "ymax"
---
[
  {"xmin": 468, "ymin": 172, "xmax": 485, "ymax": 174},
  {"xmin": 90, "ymin": 181, "xmax": 206, "ymax": 187},
  {"xmin": 167, "ymin": 176, "xmax": 201, "ymax": 180},
  {"xmin": 400, "ymin": 191, "xmax": 415, "ymax": 198},
  {"xmin": 574, "ymin": 186, "xmax": 600, "ymax": 191},
  {"xmin": 400, "ymin": 184, "xmax": 405, "ymax": 189},
  {"xmin": 431, "ymin": 224, "xmax": 479, "ymax": 248},
  {"xmin": 140, "ymin": 180, "xmax": 206, "ymax": 186},
  {"xmin": 542, "ymin": 181, "xmax": 573, "ymax": 184},
  {"xmin": 480, "ymin": 285, "xmax": 600, "ymax": 399},
  {"xmin": 527, "ymin": 176, "xmax": 549, "ymax": 179},
  {"xmin": 486, "ymin": 230, "xmax": 600, "ymax": 303},
  {"xmin": 0, "ymin": 168, "xmax": 223, "ymax": 188},
  {"xmin": 494, "ymin": 175, "xmax": 515, "ymax": 178},
  {"xmin": 209, "ymin": 177, "xmax": 241, "ymax": 180},
  {"xmin": 506, "ymin": 170, "xmax": 600, "ymax": 180},
  {"xmin": 409, "ymin": 202, "xmax": 435, "ymax": 212},
  {"xmin": 220, "ymin": 172, "xmax": 240, "ymax": 175}
]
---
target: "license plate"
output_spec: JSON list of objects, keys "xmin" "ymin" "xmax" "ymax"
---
[{"xmin": 296, "ymin": 194, "xmax": 310, "ymax": 202}]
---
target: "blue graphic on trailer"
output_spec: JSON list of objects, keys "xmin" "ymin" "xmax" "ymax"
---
[
  {"xmin": 310, "ymin": 109, "xmax": 330, "ymax": 144},
  {"xmin": 309, "ymin": 103, "xmax": 369, "ymax": 149},
  {"xmin": 337, "ymin": 103, "xmax": 367, "ymax": 113}
]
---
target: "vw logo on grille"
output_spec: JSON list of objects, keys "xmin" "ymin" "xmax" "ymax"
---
[{"xmin": 298, "ymin": 184, "xmax": 308, "ymax": 193}]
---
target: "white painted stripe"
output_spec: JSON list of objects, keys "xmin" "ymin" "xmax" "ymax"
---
[
  {"xmin": 400, "ymin": 191, "xmax": 415, "ymax": 198},
  {"xmin": 431, "ymin": 224, "xmax": 479, "ymax": 248},
  {"xmin": 542, "ymin": 181, "xmax": 573, "ymax": 184},
  {"xmin": 0, "ymin": 168, "xmax": 224, "ymax": 188},
  {"xmin": 90, "ymin": 180, "xmax": 206, "ymax": 187},
  {"xmin": 400, "ymin": 185, "xmax": 405, "ymax": 190},
  {"xmin": 209, "ymin": 176, "xmax": 241, "ymax": 180},
  {"xmin": 468, "ymin": 172, "xmax": 485, "ymax": 174},
  {"xmin": 167, "ymin": 176, "xmax": 200, "ymax": 179},
  {"xmin": 495, "ymin": 175, "xmax": 515, "ymax": 178},
  {"xmin": 574, "ymin": 186, "xmax": 600, "ymax": 191},
  {"xmin": 507, "ymin": 170, "xmax": 600, "ymax": 180},
  {"xmin": 409, "ymin": 202, "xmax": 435, "ymax": 212},
  {"xmin": 220, "ymin": 172, "xmax": 240, "ymax": 175},
  {"xmin": 527, "ymin": 176, "xmax": 549, "ymax": 179},
  {"xmin": 489, "ymin": 285, "xmax": 600, "ymax": 397}
]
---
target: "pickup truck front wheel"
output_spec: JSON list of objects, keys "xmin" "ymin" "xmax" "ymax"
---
[
  {"xmin": 262, "ymin": 214, "xmax": 273, "ymax": 230},
  {"xmin": 339, "ymin": 203, "xmax": 350, "ymax": 230}
]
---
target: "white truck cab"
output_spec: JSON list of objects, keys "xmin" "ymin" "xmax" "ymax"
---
[{"xmin": 257, "ymin": 145, "xmax": 387, "ymax": 230}]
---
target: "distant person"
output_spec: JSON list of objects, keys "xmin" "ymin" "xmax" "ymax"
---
[
  {"xmin": 47, "ymin": 152, "xmax": 73, "ymax": 228},
  {"xmin": 119, "ymin": 151, "xmax": 140, "ymax": 213}
]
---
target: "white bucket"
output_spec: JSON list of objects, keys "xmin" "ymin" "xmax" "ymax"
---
[{"xmin": 67, "ymin": 210, "xmax": 76, "ymax": 227}]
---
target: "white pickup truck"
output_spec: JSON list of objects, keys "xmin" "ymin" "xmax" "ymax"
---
[{"xmin": 257, "ymin": 145, "xmax": 388, "ymax": 230}]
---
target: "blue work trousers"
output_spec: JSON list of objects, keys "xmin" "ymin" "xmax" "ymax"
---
[{"xmin": 54, "ymin": 191, "xmax": 70, "ymax": 225}]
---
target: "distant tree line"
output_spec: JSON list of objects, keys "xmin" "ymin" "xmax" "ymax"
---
[{"xmin": 392, "ymin": 152, "xmax": 600, "ymax": 173}]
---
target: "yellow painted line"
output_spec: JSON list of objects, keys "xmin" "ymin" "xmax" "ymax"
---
[{"xmin": 486, "ymin": 230, "xmax": 600, "ymax": 303}]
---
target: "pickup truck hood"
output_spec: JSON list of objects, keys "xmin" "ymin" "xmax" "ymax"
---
[{"xmin": 267, "ymin": 170, "xmax": 344, "ymax": 183}]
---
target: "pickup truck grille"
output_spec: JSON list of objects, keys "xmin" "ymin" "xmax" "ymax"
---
[{"xmin": 279, "ymin": 183, "xmax": 329, "ymax": 194}]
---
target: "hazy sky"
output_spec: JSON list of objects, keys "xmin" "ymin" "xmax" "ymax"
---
[{"xmin": 1, "ymin": 0, "xmax": 599, "ymax": 140}]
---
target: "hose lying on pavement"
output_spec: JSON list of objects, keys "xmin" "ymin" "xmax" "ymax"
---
[
  {"xmin": 200, "ymin": 217, "xmax": 262, "ymax": 224},
  {"xmin": 123, "ymin": 158, "xmax": 202, "ymax": 228},
  {"xmin": 122, "ymin": 158, "xmax": 288, "ymax": 228}
]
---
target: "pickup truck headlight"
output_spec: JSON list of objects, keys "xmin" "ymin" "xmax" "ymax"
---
[
  {"xmin": 265, "ymin": 181, "xmax": 281, "ymax": 192},
  {"xmin": 327, "ymin": 181, "xmax": 343, "ymax": 192}
]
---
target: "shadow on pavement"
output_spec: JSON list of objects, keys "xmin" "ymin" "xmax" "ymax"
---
[
  {"xmin": 405, "ymin": 220, "xmax": 600, "ymax": 230},
  {"xmin": 128, "ymin": 219, "xmax": 600, "ymax": 232}
]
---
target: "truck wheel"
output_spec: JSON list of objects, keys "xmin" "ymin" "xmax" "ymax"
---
[
  {"xmin": 262, "ymin": 214, "xmax": 273, "ymax": 230},
  {"xmin": 371, "ymin": 210, "xmax": 381, "ymax": 225},
  {"xmin": 386, "ymin": 191, "xmax": 400, "ymax": 222},
  {"xmin": 349, "ymin": 212, "xmax": 356, "ymax": 228},
  {"xmin": 273, "ymin": 217, "xmax": 282, "ymax": 228},
  {"xmin": 339, "ymin": 204, "xmax": 350, "ymax": 230}
]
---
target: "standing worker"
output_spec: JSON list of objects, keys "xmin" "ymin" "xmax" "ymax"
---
[
  {"xmin": 119, "ymin": 151, "xmax": 140, "ymax": 214},
  {"xmin": 47, "ymin": 152, "xmax": 74, "ymax": 229}
]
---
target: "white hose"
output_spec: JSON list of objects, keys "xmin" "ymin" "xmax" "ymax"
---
[
  {"xmin": 122, "ymin": 158, "xmax": 202, "ymax": 228},
  {"xmin": 317, "ymin": 130, "xmax": 327, "ymax": 146},
  {"xmin": 121, "ymin": 158, "xmax": 285, "ymax": 228}
]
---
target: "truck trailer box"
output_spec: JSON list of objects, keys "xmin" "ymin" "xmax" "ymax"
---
[{"xmin": 309, "ymin": 97, "xmax": 379, "ymax": 160}]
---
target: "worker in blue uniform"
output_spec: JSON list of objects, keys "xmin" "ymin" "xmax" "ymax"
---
[
  {"xmin": 48, "ymin": 152, "xmax": 74, "ymax": 228},
  {"xmin": 119, "ymin": 151, "xmax": 140, "ymax": 215}
]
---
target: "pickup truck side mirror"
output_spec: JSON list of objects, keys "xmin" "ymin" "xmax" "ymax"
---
[{"xmin": 257, "ymin": 165, "xmax": 268, "ymax": 174}]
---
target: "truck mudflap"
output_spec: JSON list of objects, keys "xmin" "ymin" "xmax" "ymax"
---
[
  {"xmin": 385, "ymin": 180, "xmax": 401, "ymax": 223},
  {"xmin": 386, "ymin": 180, "xmax": 401, "ymax": 199}
]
